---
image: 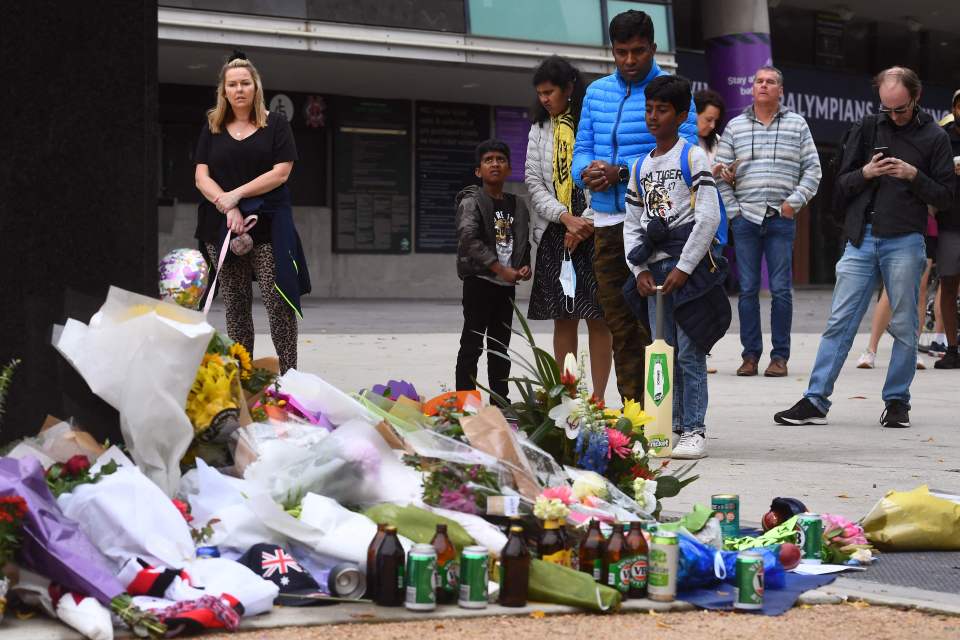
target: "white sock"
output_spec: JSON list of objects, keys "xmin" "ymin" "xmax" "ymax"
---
[{"xmin": 935, "ymin": 333, "xmax": 946, "ymax": 344}]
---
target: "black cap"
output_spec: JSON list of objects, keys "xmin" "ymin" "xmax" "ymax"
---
[{"xmin": 238, "ymin": 543, "xmax": 335, "ymax": 607}]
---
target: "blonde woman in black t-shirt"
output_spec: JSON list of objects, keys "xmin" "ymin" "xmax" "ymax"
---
[{"xmin": 194, "ymin": 54, "xmax": 301, "ymax": 372}]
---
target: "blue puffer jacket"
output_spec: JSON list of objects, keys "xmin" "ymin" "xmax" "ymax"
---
[{"xmin": 572, "ymin": 63, "xmax": 699, "ymax": 214}]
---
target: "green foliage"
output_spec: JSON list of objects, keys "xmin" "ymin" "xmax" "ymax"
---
[{"xmin": 0, "ymin": 358, "xmax": 21, "ymax": 428}]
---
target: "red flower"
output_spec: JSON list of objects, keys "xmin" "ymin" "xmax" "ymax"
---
[
  {"xmin": 630, "ymin": 464, "xmax": 656, "ymax": 480},
  {"xmin": 63, "ymin": 455, "xmax": 91, "ymax": 477},
  {"xmin": 171, "ymin": 499, "xmax": 194, "ymax": 523}
]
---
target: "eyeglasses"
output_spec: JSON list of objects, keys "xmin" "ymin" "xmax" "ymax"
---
[{"xmin": 878, "ymin": 101, "xmax": 914, "ymax": 115}]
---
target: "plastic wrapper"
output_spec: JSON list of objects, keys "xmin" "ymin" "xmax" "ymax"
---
[
  {"xmin": 565, "ymin": 466, "xmax": 652, "ymax": 520},
  {"xmin": 861, "ymin": 484, "xmax": 960, "ymax": 551},
  {"xmin": 460, "ymin": 406, "xmax": 542, "ymax": 500},
  {"xmin": 54, "ymin": 286, "xmax": 214, "ymax": 495},
  {"xmin": 363, "ymin": 504, "xmax": 474, "ymax": 553},
  {"xmin": 241, "ymin": 418, "xmax": 422, "ymax": 507},
  {"xmin": 0, "ymin": 456, "xmax": 125, "ymax": 606},
  {"xmin": 11, "ymin": 569, "xmax": 114, "ymax": 640},
  {"xmin": 528, "ymin": 559, "xmax": 621, "ymax": 612},
  {"xmin": 518, "ymin": 437, "xmax": 569, "ymax": 488},
  {"xmin": 278, "ymin": 369, "xmax": 379, "ymax": 428},
  {"xmin": 57, "ymin": 465, "xmax": 195, "ymax": 570},
  {"xmin": 678, "ymin": 532, "xmax": 785, "ymax": 592}
]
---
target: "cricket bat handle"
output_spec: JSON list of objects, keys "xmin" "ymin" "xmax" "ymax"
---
[{"xmin": 655, "ymin": 286, "xmax": 664, "ymax": 341}]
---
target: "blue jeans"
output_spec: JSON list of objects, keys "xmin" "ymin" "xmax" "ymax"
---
[
  {"xmin": 731, "ymin": 214, "xmax": 796, "ymax": 361},
  {"xmin": 646, "ymin": 258, "xmax": 708, "ymax": 435},
  {"xmin": 805, "ymin": 227, "xmax": 927, "ymax": 413}
]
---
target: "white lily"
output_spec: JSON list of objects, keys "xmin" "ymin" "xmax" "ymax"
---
[
  {"xmin": 632, "ymin": 478, "xmax": 658, "ymax": 513},
  {"xmin": 548, "ymin": 395, "xmax": 584, "ymax": 439},
  {"xmin": 562, "ymin": 352, "xmax": 579, "ymax": 379},
  {"xmin": 631, "ymin": 440, "xmax": 646, "ymax": 460}
]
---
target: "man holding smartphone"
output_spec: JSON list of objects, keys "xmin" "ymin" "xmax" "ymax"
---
[{"xmin": 775, "ymin": 67, "xmax": 954, "ymax": 429}]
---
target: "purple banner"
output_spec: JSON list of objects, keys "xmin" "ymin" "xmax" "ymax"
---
[
  {"xmin": 705, "ymin": 32, "xmax": 772, "ymax": 124},
  {"xmin": 494, "ymin": 106, "xmax": 530, "ymax": 182}
]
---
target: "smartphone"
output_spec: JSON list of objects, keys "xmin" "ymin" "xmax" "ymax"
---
[{"xmin": 873, "ymin": 146, "xmax": 890, "ymax": 159}]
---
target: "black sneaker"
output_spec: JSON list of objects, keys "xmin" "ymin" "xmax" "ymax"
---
[
  {"xmin": 774, "ymin": 398, "xmax": 827, "ymax": 425},
  {"xmin": 928, "ymin": 341, "xmax": 947, "ymax": 357},
  {"xmin": 880, "ymin": 400, "xmax": 910, "ymax": 428},
  {"xmin": 934, "ymin": 348, "xmax": 960, "ymax": 369}
]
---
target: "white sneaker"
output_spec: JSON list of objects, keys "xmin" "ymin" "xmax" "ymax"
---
[
  {"xmin": 856, "ymin": 350, "xmax": 876, "ymax": 369},
  {"xmin": 916, "ymin": 355, "xmax": 926, "ymax": 370},
  {"xmin": 672, "ymin": 433, "xmax": 707, "ymax": 459}
]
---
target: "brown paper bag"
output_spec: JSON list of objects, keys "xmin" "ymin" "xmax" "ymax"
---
[{"xmin": 460, "ymin": 406, "xmax": 541, "ymax": 500}]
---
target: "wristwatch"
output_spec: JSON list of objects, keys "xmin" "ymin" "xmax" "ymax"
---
[{"xmin": 618, "ymin": 165, "xmax": 630, "ymax": 183}]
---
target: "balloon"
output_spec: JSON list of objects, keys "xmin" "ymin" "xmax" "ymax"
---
[{"xmin": 159, "ymin": 248, "xmax": 209, "ymax": 309}]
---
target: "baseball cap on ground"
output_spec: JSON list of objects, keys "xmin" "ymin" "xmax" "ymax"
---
[{"xmin": 238, "ymin": 543, "xmax": 335, "ymax": 606}]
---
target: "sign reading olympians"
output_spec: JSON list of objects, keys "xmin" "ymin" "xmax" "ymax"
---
[{"xmin": 680, "ymin": 51, "xmax": 952, "ymax": 144}]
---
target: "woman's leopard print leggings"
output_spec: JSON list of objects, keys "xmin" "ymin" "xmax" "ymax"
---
[{"xmin": 206, "ymin": 242, "xmax": 298, "ymax": 372}]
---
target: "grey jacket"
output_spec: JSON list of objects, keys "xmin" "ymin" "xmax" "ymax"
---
[
  {"xmin": 525, "ymin": 117, "xmax": 592, "ymax": 244},
  {"xmin": 455, "ymin": 185, "xmax": 531, "ymax": 281}
]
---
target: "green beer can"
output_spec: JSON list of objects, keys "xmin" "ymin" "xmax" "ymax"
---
[
  {"xmin": 458, "ymin": 545, "xmax": 489, "ymax": 609},
  {"xmin": 712, "ymin": 494, "xmax": 740, "ymax": 540},
  {"xmin": 733, "ymin": 551, "xmax": 764, "ymax": 611},
  {"xmin": 647, "ymin": 531, "xmax": 679, "ymax": 602},
  {"xmin": 796, "ymin": 514, "xmax": 824, "ymax": 564},
  {"xmin": 404, "ymin": 544, "xmax": 437, "ymax": 611}
]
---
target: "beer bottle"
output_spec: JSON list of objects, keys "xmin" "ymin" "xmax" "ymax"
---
[
  {"xmin": 579, "ymin": 519, "xmax": 607, "ymax": 583},
  {"xmin": 625, "ymin": 521, "xmax": 649, "ymax": 598},
  {"xmin": 498, "ymin": 525, "xmax": 530, "ymax": 607},
  {"xmin": 374, "ymin": 525, "xmax": 405, "ymax": 606},
  {"xmin": 365, "ymin": 523, "xmax": 387, "ymax": 600},
  {"xmin": 539, "ymin": 519, "xmax": 567, "ymax": 566},
  {"xmin": 431, "ymin": 524, "xmax": 458, "ymax": 604},
  {"xmin": 604, "ymin": 523, "xmax": 628, "ymax": 595}
]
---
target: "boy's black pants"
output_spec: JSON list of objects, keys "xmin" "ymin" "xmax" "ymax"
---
[{"xmin": 455, "ymin": 276, "xmax": 515, "ymax": 402}]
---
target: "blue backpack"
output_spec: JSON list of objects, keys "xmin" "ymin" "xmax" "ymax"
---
[{"xmin": 637, "ymin": 141, "xmax": 728, "ymax": 247}]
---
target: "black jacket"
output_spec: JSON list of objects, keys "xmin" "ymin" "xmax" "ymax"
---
[
  {"xmin": 938, "ymin": 123, "xmax": 960, "ymax": 231},
  {"xmin": 621, "ymin": 221, "xmax": 731, "ymax": 354},
  {"xmin": 455, "ymin": 185, "xmax": 531, "ymax": 281},
  {"xmin": 836, "ymin": 110, "xmax": 954, "ymax": 247}
]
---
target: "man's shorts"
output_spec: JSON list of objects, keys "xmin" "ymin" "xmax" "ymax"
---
[{"xmin": 937, "ymin": 229, "xmax": 960, "ymax": 277}]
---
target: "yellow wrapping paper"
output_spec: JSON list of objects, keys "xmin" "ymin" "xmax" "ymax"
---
[{"xmin": 861, "ymin": 485, "xmax": 960, "ymax": 551}]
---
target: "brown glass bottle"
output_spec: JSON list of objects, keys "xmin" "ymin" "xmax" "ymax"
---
[
  {"xmin": 499, "ymin": 525, "xmax": 530, "ymax": 607},
  {"xmin": 604, "ymin": 523, "xmax": 628, "ymax": 595},
  {"xmin": 625, "ymin": 521, "xmax": 649, "ymax": 598},
  {"xmin": 374, "ymin": 525, "xmax": 405, "ymax": 606},
  {"xmin": 579, "ymin": 519, "xmax": 608, "ymax": 583},
  {"xmin": 539, "ymin": 519, "xmax": 567, "ymax": 566},
  {"xmin": 365, "ymin": 523, "xmax": 387, "ymax": 600},
  {"xmin": 431, "ymin": 524, "xmax": 458, "ymax": 604}
]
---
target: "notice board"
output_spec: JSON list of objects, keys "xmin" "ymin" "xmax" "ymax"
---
[
  {"xmin": 415, "ymin": 101, "xmax": 491, "ymax": 253},
  {"xmin": 332, "ymin": 97, "xmax": 412, "ymax": 253}
]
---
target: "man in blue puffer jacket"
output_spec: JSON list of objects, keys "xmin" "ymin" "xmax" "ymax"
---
[{"xmin": 573, "ymin": 9, "xmax": 698, "ymax": 404}]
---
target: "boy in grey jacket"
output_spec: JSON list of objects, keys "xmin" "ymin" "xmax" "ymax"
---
[
  {"xmin": 716, "ymin": 66, "xmax": 821, "ymax": 378},
  {"xmin": 624, "ymin": 75, "xmax": 721, "ymax": 459},
  {"xmin": 455, "ymin": 140, "xmax": 531, "ymax": 404}
]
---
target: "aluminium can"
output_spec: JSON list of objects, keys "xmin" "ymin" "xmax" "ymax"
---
[
  {"xmin": 796, "ymin": 514, "xmax": 824, "ymax": 564},
  {"xmin": 404, "ymin": 544, "xmax": 437, "ymax": 611},
  {"xmin": 458, "ymin": 545, "xmax": 489, "ymax": 609},
  {"xmin": 712, "ymin": 494, "xmax": 740, "ymax": 539},
  {"xmin": 321, "ymin": 563, "xmax": 366, "ymax": 600},
  {"xmin": 733, "ymin": 551, "xmax": 765, "ymax": 611},
  {"xmin": 647, "ymin": 531, "xmax": 679, "ymax": 602}
]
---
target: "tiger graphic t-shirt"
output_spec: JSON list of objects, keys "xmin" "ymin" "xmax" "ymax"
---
[
  {"xmin": 623, "ymin": 138, "xmax": 720, "ymax": 276},
  {"xmin": 479, "ymin": 196, "xmax": 517, "ymax": 287}
]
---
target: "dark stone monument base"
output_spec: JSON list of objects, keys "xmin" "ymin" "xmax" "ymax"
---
[{"xmin": 0, "ymin": 1, "xmax": 158, "ymax": 445}]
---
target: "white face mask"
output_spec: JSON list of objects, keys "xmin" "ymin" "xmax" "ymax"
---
[{"xmin": 559, "ymin": 250, "xmax": 577, "ymax": 302}]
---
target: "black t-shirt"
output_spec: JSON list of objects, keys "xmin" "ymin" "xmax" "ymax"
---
[{"xmin": 194, "ymin": 111, "xmax": 298, "ymax": 244}]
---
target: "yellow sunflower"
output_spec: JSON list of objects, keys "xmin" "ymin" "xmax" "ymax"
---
[
  {"xmin": 185, "ymin": 355, "xmax": 238, "ymax": 433},
  {"xmin": 621, "ymin": 398, "xmax": 653, "ymax": 434},
  {"xmin": 228, "ymin": 343, "xmax": 253, "ymax": 381}
]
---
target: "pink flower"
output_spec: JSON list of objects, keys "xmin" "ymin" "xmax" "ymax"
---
[
  {"xmin": 541, "ymin": 485, "xmax": 573, "ymax": 505},
  {"xmin": 606, "ymin": 429, "xmax": 631, "ymax": 459},
  {"xmin": 439, "ymin": 486, "xmax": 478, "ymax": 514}
]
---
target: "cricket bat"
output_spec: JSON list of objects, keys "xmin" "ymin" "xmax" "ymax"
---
[{"xmin": 644, "ymin": 286, "xmax": 674, "ymax": 457}]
